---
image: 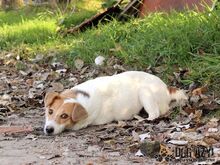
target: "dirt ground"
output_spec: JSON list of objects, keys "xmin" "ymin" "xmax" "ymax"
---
[
  {"xmin": 0, "ymin": 108, "xmax": 151, "ymax": 165},
  {"xmin": 0, "ymin": 55, "xmax": 220, "ymax": 165}
]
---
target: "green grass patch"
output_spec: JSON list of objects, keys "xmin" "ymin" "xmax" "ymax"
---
[
  {"xmin": 0, "ymin": 0, "xmax": 102, "ymax": 52},
  {"xmin": 70, "ymin": 10, "xmax": 220, "ymax": 90},
  {"xmin": 0, "ymin": 6, "xmax": 59, "ymax": 49},
  {"xmin": 0, "ymin": 19, "xmax": 57, "ymax": 48},
  {"xmin": 60, "ymin": 10, "xmax": 97, "ymax": 28},
  {"xmin": 0, "ymin": 6, "xmax": 56, "ymax": 26},
  {"xmin": 59, "ymin": 0, "xmax": 103, "ymax": 29},
  {"xmin": 73, "ymin": 11, "xmax": 220, "ymax": 65}
]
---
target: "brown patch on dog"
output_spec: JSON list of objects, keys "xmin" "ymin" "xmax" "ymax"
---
[
  {"xmin": 168, "ymin": 87, "xmax": 177, "ymax": 94},
  {"xmin": 168, "ymin": 87, "xmax": 178, "ymax": 105},
  {"xmin": 72, "ymin": 103, "xmax": 88, "ymax": 122},
  {"xmin": 54, "ymin": 103, "xmax": 75, "ymax": 127},
  {"xmin": 44, "ymin": 91, "xmax": 60, "ymax": 107},
  {"xmin": 46, "ymin": 97, "xmax": 64, "ymax": 121}
]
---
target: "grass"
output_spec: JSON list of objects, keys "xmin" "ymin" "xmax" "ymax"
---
[
  {"xmin": 60, "ymin": 0, "xmax": 103, "ymax": 29},
  {"xmin": 0, "ymin": 2, "xmax": 220, "ymax": 92},
  {"xmin": 0, "ymin": 0, "xmax": 103, "ymax": 50},
  {"xmin": 73, "ymin": 11, "xmax": 220, "ymax": 64},
  {"xmin": 0, "ymin": 6, "xmax": 58, "ymax": 51},
  {"xmin": 0, "ymin": 19, "xmax": 56, "ymax": 47},
  {"xmin": 71, "ymin": 10, "xmax": 220, "ymax": 90}
]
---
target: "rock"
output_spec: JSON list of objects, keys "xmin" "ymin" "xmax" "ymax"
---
[
  {"xmin": 140, "ymin": 141, "xmax": 160, "ymax": 157},
  {"xmin": 95, "ymin": 56, "xmax": 105, "ymax": 66}
]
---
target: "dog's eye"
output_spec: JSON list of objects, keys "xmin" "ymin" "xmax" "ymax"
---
[
  {"xmin": 48, "ymin": 109, "xmax": 53, "ymax": 115},
  {"xmin": 60, "ymin": 113, "xmax": 68, "ymax": 119}
]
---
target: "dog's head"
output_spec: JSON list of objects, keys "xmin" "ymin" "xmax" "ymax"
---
[{"xmin": 44, "ymin": 90, "xmax": 88, "ymax": 135}]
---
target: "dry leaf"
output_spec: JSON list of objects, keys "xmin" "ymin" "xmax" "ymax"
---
[
  {"xmin": 26, "ymin": 79, "xmax": 34, "ymax": 86},
  {"xmin": 183, "ymin": 107, "xmax": 196, "ymax": 115},
  {"xmin": 56, "ymin": 69, "xmax": 67, "ymax": 74},
  {"xmin": 51, "ymin": 82, "xmax": 64, "ymax": 92},
  {"xmin": 168, "ymin": 140, "xmax": 188, "ymax": 145},
  {"xmin": 139, "ymin": 133, "xmax": 151, "ymax": 142},
  {"xmin": 192, "ymin": 86, "xmax": 208, "ymax": 96},
  {"xmin": 113, "ymin": 64, "xmax": 126, "ymax": 71},
  {"xmin": 74, "ymin": 59, "xmax": 84, "ymax": 70},
  {"xmin": 203, "ymin": 137, "xmax": 218, "ymax": 145},
  {"xmin": 132, "ymin": 130, "xmax": 140, "ymax": 142},
  {"xmin": 208, "ymin": 128, "xmax": 218, "ymax": 133}
]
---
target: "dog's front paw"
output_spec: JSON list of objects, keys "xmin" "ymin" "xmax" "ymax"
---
[
  {"xmin": 147, "ymin": 112, "xmax": 160, "ymax": 121},
  {"xmin": 147, "ymin": 116, "xmax": 157, "ymax": 121}
]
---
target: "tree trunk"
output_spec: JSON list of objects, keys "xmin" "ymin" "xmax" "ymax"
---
[
  {"xmin": 1, "ymin": 0, "xmax": 24, "ymax": 10},
  {"xmin": 49, "ymin": 0, "xmax": 58, "ymax": 8},
  {"xmin": 49, "ymin": 0, "xmax": 71, "ymax": 10},
  {"xmin": 14, "ymin": 0, "xmax": 24, "ymax": 8},
  {"xmin": 1, "ymin": 0, "xmax": 10, "ymax": 9}
]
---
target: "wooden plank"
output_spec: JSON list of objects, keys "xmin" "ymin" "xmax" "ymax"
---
[{"xmin": 64, "ymin": 6, "xmax": 122, "ymax": 35}]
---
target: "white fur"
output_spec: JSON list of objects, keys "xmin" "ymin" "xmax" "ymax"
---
[
  {"xmin": 69, "ymin": 71, "xmax": 187, "ymax": 130},
  {"xmin": 64, "ymin": 98, "xmax": 78, "ymax": 104},
  {"xmin": 170, "ymin": 90, "xmax": 187, "ymax": 105},
  {"xmin": 44, "ymin": 118, "xmax": 65, "ymax": 135}
]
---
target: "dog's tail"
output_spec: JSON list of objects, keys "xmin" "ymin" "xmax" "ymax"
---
[{"xmin": 168, "ymin": 87, "xmax": 188, "ymax": 105}]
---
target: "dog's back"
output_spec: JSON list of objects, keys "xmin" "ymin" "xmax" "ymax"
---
[{"xmin": 71, "ymin": 71, "xmax": 172, "ymax": 127}]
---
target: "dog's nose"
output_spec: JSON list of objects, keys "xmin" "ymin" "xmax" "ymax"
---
[{"xmin": 46, "ymin": 126, "xmax": 54, "ymax": 134}]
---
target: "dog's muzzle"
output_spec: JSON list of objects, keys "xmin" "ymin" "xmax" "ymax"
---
[{"xmin": 44, "ymin": 120, "xmax": 65, "ymax": 135}]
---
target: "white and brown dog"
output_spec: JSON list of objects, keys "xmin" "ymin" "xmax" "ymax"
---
[{"xmin": 44, "ymin": 71, "xmax": 187, "ymax": 135}]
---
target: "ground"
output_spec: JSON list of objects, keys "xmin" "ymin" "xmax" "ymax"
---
[
  {"xmin": 0, "ymin": 56, "xmax": 220, "ymax": 165},
  {"xmin": 0, "ymin": 109, "xmax": 148, "ymax": 165}
]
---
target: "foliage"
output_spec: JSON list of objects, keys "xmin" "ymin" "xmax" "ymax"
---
[
  {"xmin": 60, "ymin": 10, "xmax": 97, "ymax": 28},
  {"xmin": 101, "ymin": 0, "xmax": 118, "ymax": 9},
  {"xmin": 0, "ymin": 3, "xmax": 220, "ymax": 92},
  {"xmin": 58, "ymin": 0, "xmax": 103, "ymax": 29},
  {"xmin": 71, "ymin": 10, "xmax": 220, "ymax": 89}
]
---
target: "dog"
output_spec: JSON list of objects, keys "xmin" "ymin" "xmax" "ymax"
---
[{"xmin": 44, "ymin": 71, "xmax": 187, "ymax": 135}]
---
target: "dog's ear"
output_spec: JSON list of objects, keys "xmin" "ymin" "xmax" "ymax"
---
[
  {"xmin": 44, "ymin": 91, "xmax": 60, "ymax": 107},
  {"xmin": 72, "ymin": 103, "xmax": 88, "ymax": 122}
]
